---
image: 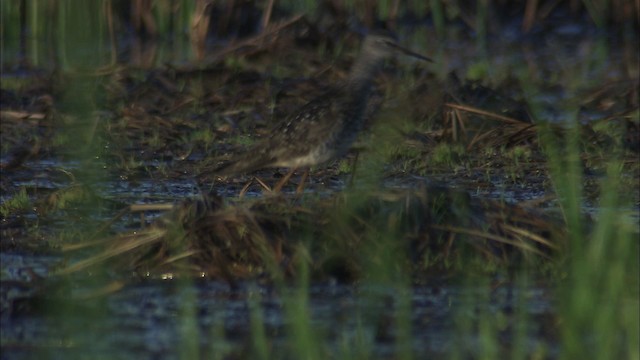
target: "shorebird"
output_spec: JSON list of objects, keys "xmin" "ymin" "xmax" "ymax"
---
[{"xmin": 214, "ymin": 30, "xmax": 431, "ymax": 193}]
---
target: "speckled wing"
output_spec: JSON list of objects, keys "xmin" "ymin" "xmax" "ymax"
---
[
  {"xmin": 213, "ymin": 86, "xmax": 346, "ymax": 175},
  {"xmin": 264, "ymin": 87, "xmax": 347, "ymax": 166}
]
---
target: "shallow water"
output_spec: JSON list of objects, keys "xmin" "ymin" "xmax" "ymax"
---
[{"xmin": 1, "ymin": 277, "xmax": 558, "ymax": 359}]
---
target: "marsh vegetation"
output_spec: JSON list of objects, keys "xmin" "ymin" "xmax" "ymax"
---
[{"xmin": 1, "ymin": 1, "xmax": 638, "ymax": 358}]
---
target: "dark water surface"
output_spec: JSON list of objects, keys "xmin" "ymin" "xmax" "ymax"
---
[{"xmin": 2, "ymin": 274, "xmax": 557, "ymax": 359}]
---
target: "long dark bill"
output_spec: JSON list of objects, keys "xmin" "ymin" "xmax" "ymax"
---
[{"xmin": 386, "ymin": 41, "xmax": 433, "ymax": 63}]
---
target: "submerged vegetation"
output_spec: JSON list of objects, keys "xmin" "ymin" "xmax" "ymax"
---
[{"xmin": 1, "ymin": 0, "xmax": 638, "ymax": 359}]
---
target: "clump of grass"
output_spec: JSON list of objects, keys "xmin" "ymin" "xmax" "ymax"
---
[
  {"xmin": 120, "ymin": 156, "xmax": 144, "ymax": 173},
  {"xmin": 507, "ymin": 145, "xmax": 532, "ymax": 166},
  {"xmin": 0, "ymin": 187, "xmax": 31, "ymax": 217},
  {"xmin": 429, "ymin": 142, "xmax": 466, "ymax": 167},
  {"xmin": 58, "ymin": 183, "xmax": 564, "ymax": 282},
  {"xmin": 224, "ymin": 55, "xmax": 250, "ymax": 72},
  {"xmin": 338, "ymin": 159, "xmax": 353, "ymax": 174},
  {"xmin": 52, "ymin": 132, "xmax": 71, "ymax": 148},
  {"xmin": 189, "ymin": 128, "xmax": 216, "ymax": 151},
  {"xmin": 43, "ymin": 184, "xmax": 98, "ymax": 213},
  {"xmin": 230, "ymin": 134, "xmax": 257, "ymax": 147}
]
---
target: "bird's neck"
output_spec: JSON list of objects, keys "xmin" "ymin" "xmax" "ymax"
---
[{"xmin": 345, "ymin": 55, "xmax": 383, "ymax": 98}]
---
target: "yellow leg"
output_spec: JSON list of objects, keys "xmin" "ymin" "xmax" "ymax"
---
[
  {"xmin": 239, "ymin": 178, "xmax": 254, "ymax": 198},
  {"xmin": 254, "ymin": 177, "xmax": 272, "ymax": 192},
  {"xmin": 273, "ymin": 167, "xmax": 297, "ymax": 193},
  {"xmin": 295, "ymin": 169, "xmax": 309, "ymax": 194},
  {"xmin": 239, "ymin": 176, "xmax": 273, "ymax": 198}
]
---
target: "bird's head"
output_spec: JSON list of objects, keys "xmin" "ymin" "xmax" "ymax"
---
[{"xmin": 361, "ymin": 30, "xmax": 432, "ymax": 63}]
